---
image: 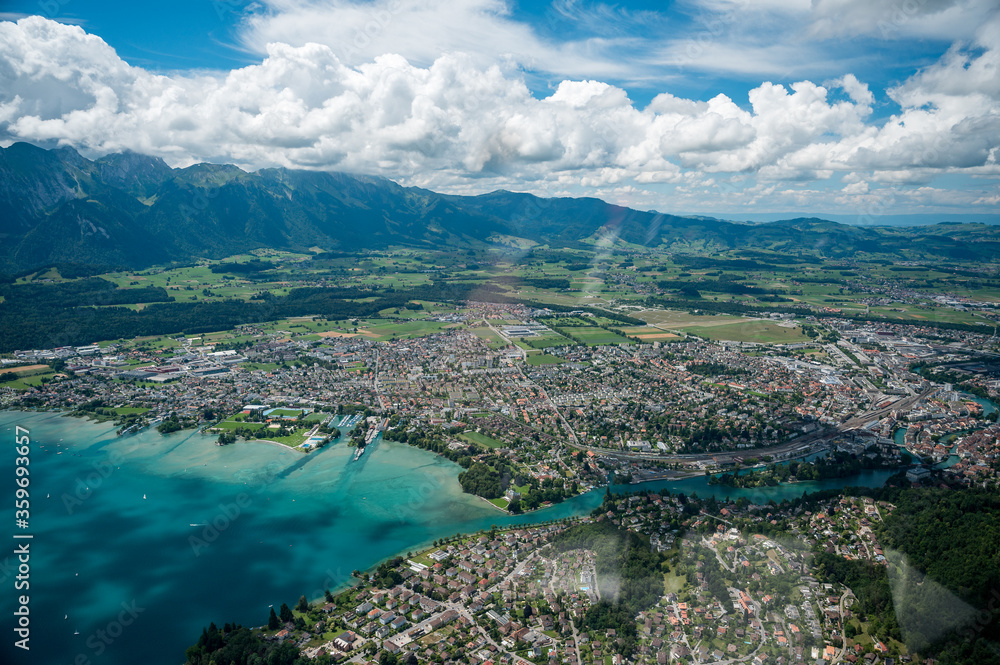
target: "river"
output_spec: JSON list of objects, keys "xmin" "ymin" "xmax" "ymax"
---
[{"xmin": 0, "ymin": 409, "xmax": 902, "ymax": 665}]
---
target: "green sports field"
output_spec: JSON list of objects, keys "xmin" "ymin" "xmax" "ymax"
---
[{"xmin": 459, "ymin": 431, "xmax": 507, "ymax": 448}]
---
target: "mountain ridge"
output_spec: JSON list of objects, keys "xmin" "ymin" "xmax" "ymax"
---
[{"xmin": 3, "ymin": 142, "xmax": 1000, "ymax": 274}]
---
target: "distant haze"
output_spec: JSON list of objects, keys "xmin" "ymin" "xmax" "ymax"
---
[{"xmin": 691, "ymin": 213, "xmax": 1000, "ymax": 227}]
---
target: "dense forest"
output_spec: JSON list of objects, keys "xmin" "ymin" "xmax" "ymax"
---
[
  {"xmin": 457, "ymin": 462, "xmax": 504, "ymax": 499},
  {"xmin": 0, "ymin": 264, "xmax": 648, "ymax": 351},
  {"xmin": 383, "ymin": 425, "xmax": 570, "ymax": 510},
  {"xmin": 184, "ymin": 623, "xmax": 303, "ymax": 665},
  {"xmin": 0, "ymin": 276, "xmax": 173, "ymax": 308},
  {"xmin": 877, "ymin": 489, "xmax": 1000, "ymax": 664},
  {"xmin": 810, "ymin": 487, "xmax": 1000, "ymax": 664},
  {"xmin": 0, "ymin": 279, "xmax": 489, "ymax": 351},
  {"xmin": 670, "ymin": 255, "xmax": 801, "ymax": 272},
  {"xmin": 382, "ymin": 427, "xmax": 470, "ymax": 463},
  {"xmin": 491, "ymin": 275, "xmax": 572, "ymax": 290},
  {"xmin": 880, "ymin": 489, "xmax": 1000, "ymax": 608},
  {"xmin": 656, "ymin": 276, "xmax": 789, "ymax": 297}
]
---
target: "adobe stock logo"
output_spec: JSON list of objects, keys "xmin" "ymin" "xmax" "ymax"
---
[
  {"xmin": 62, "ymin": 451, "xmax": 126, "ymax": 514},
  {"xmin": 72, "ymin": 600, "xmax": 145, "ymax": 665},
  {"xmin": 189, "ymin": 493, "xmax": 253, "ymax": 556}
]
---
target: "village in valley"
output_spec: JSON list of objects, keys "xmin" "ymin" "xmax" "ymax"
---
[
  {"xmin": 5, "ymin": 251, "xmax": 1000, "ymax": 665},
  {"xmin": 5, "ymin": 293, "xmax": 1000, "ymax": 499}
]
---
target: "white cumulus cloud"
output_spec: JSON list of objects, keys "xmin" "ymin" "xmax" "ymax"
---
[{"xmin": 0, "ymin": 14, "xmax": 998, "ymax": 214}]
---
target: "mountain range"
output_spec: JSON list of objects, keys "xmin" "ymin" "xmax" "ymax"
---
[{"xmin": 3, "ymin": 142, "xmax": 1000, "ymax": 274}]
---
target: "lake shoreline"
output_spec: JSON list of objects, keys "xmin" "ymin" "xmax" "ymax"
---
[{"xmin": 0, "ymin": 408, "xmax": 907, "ymax": 665}]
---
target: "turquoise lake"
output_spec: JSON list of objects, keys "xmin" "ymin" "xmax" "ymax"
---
[{"xmin": 0, "ymin": 410, "xmax": 899, "ymax": 665}]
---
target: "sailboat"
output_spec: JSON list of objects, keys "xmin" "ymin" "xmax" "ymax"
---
[{"xmin": 142, "ymin": 494, "xmax": 147, "ymax": 500}]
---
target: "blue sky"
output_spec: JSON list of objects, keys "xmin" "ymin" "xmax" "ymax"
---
[
  {"xmin": 3, "ymin": 0, "xmax": 259, "ymax": 70},
  {"xmin": 8, "ymin": 0, "xmax": 954, "ymax": 110},
  {"xmin": 1, "ymin": 0, "xmax": 998, "ymax": 216}
]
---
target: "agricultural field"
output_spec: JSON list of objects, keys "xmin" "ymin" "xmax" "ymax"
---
[
  {"xmin": 361, "ymin": 319, "xmax": 459, "ymax": 339},
  {"xmin": 15, "ymin": 266, "xmax": 63, "ymax": 283},
  {"xmin": 0, "ymin": 366, "xmax": 59, "ymax": 390},
  {"xmin": 632, "ymin": 331, "xmax": 681, "ymax": 340},
  {"xmin": 683, "ymin": 320, "xmax": 809, "ymax": 344},
  {"xmin": 516, "ymin": 290, "xmax": 615, "ymax": 308},
  {"xmin": 618, "ymin": 326, "xmax": 681, "ymax": 341},
  {"xmin": 523, "ymin": 333, "xmax": 573, "ymax": 349},
  {"xmin": 868, "ymin": 303, "xmax": 992, "ymax": 325},
  {"xmin": 0, "ymin": 364, "xmax": 49, "ymax": 375},
  {"xmin": 10, "ymin": 244, "xmax": 1000, "ymax": 378},
  {"xmin": 236, "ymin": 317, "xmax": 466, "ymax": 341},
  {"xmin": 636, "ymin": 309, "xmax": 752, "ymax": 328},
  {"xmin": 570, "ymin": 327, "xmax": 634, "ymax": 346}
]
